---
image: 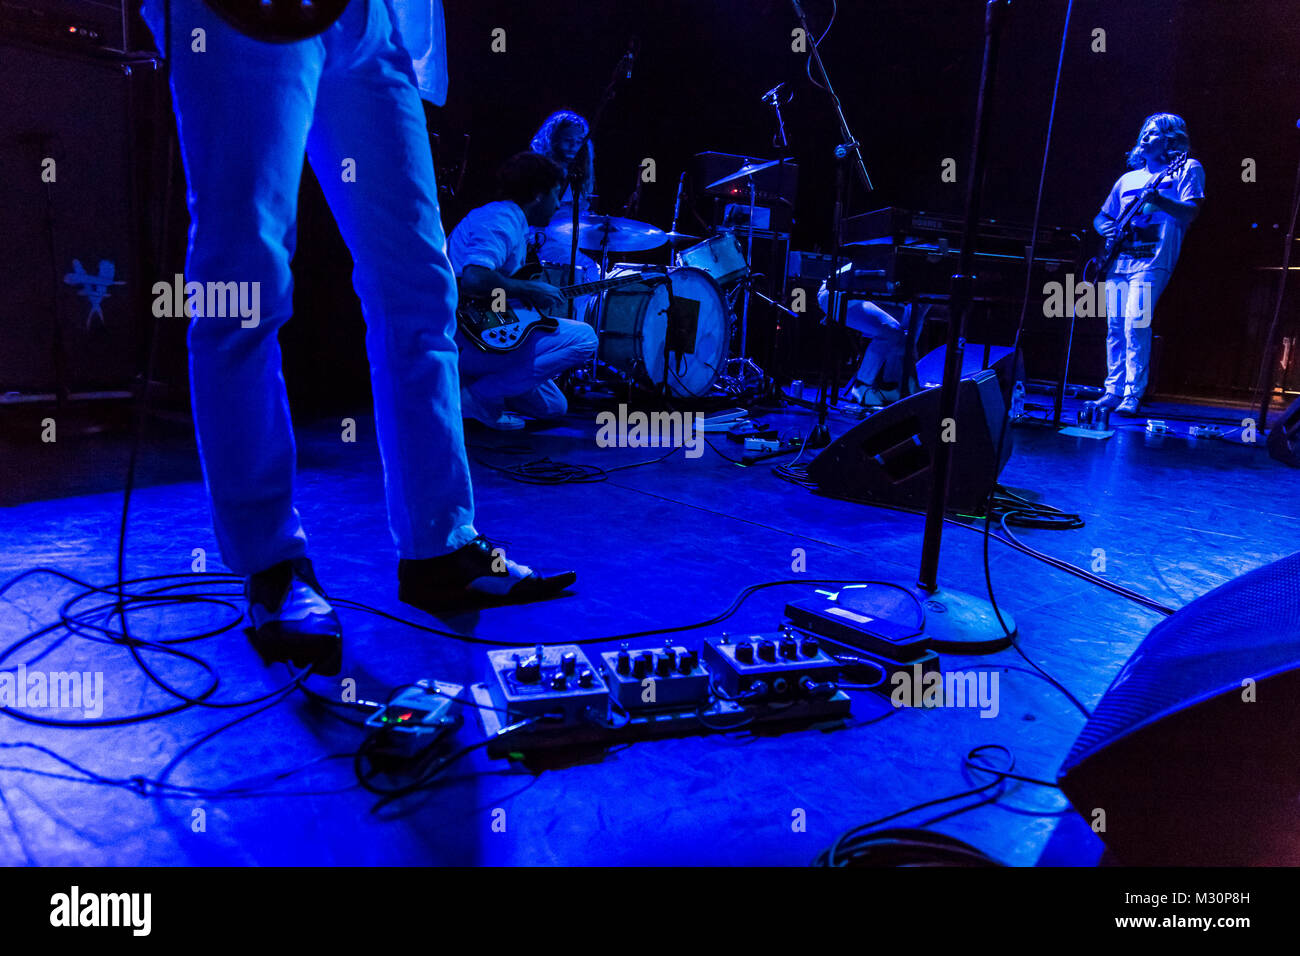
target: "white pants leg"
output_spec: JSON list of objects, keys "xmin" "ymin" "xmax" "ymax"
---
[
  {"xmin": 141, "ymin": 0, "xmax": 476, "ymax": 572},
  {"xmin": 1104, "ymin": 269, "xmax": 1169, "ymax": 400},
  {"xmin": 458, "ymin": 318, "xmax": 598, "ymax": 418}
]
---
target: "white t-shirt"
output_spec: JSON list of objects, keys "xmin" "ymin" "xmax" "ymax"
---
[
  {"xmin": 1100, "ymin": 159, "xmax": 1206, "ymax": 275},
  {"xmin": 447, "ymin": 201, "xmax": 529, "ymax": 278},
  {"xmin": 389, "ymin": 0, "xmax": 448, "ymax": 106}
]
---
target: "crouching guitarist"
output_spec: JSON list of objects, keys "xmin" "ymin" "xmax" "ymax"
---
[{"xmin": 448, "ymin": 152, "xmax": 598, "ymax": 429}]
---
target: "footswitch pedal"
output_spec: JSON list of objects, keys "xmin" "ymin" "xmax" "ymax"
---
[
  {"xmin": 485, "ymin": 644, "xmax": 609, "ymax": 724},
  {"xmin": 702, "ymin": 628, "xmax": 840, "ymax": 701},
  {"xmin": 364, "ymin": 680, "xmax": 464, "ymax": 757},
  {"xmin": 599, "ymin": 643, "xmax": 711, "ymax": 712},
  {"xmin": 785, "ymin": 589, "xmax": 930, "ymax": 661}
]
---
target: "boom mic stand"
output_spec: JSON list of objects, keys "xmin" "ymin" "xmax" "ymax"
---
[
  {"xmin": 788, "ymin": 0, "xmax": 874, "ymax": 448},
  {"xmin": 561, "ymin": 41, "xmax": 636, "ymax": 318},
  {"xmin": 814, "ymin": 0, "xmax": 1016, "ymax": 653},
  {"xmin": 1252, "ymin": 121, "xmax": 1300, "ymax": 431}
]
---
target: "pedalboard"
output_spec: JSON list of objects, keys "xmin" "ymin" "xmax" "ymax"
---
[
  {"xmin": 701, "ymin": 628, "xmax": 841, "ymax": 701},
  {"xmin": 598, "ymin": 644, "xmax": 711, "ymax": 713},
  {"xmin": 484, "ymin": 644, "xmax": 609, "ymax": 725}
]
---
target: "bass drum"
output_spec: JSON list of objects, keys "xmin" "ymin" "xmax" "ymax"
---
[{"xmin": 590, "ymin": 267, "xmax": 731, "ymax": 399}]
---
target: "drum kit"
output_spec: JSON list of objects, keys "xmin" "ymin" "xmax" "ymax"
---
[{"xmin": 539, "ymin": 157, "xmax": 789, "ymax": 401}]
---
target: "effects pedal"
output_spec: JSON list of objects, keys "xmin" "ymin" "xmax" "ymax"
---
[
  {"xmin": 364, "ymin": 680, "xmax": 463, "ymax": 758},
  {"xmin": 598, "ymin": 643, "xmax": 711, "ymax": 713},
  {"xmin": 702, "ymin": 627, "xmax": 840, "ymax": 702},
  {"xmin": 485, "ymin": 644, "xmax": 608, "ymax": 725},
  {"xmin": 1145, "ymin": 419, "xmax": 1170, "ymax": 436}
]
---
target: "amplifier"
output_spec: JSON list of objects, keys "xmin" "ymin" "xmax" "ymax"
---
[{"xmin": 0, "ymin": 0, "xmax": 151, "ymax": 55}]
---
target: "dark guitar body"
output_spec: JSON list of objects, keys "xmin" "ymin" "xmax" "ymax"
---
[{"xmin": 201, "ymin": 0, "xmax": 351, "ymax": 42}]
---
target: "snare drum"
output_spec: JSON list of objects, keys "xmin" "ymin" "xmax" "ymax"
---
[
  {"xmin": 677, "ymin": 233, "xmax": 749, "ymax": 286},
  {"xmin": 590, "ymin": 267, "xmax": 731, "ymax": 399}
]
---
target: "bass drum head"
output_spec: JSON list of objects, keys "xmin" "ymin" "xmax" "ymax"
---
[{"xmin": 593, "ymin": 267, "xmax": 731, "ymax": 399}]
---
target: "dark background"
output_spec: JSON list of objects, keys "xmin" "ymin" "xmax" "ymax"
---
[
  {"xmin": 291, "ymin": 0, "xmax": 1300, "ymax": 411},
  {"xmin": 85, "ymin": 0, "xmax": 1298, "ymax": 411}
]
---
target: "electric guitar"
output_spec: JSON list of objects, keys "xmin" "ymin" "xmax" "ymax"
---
[
  {"xmin": 200, "ymin": 0, "xmax": 350, "ymax": 42},
  {"xmin": 457, "ymin": 265, "xmax": 659, "ymax": 353},
  {"xmin": 1083, "ymin": 152, "xmax": 1189, "ymax": 283}
]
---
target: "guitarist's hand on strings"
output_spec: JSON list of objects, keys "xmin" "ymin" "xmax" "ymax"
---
[{"xmin": 517, "ymin": 280, "xmax": 566, "ymax": 314}]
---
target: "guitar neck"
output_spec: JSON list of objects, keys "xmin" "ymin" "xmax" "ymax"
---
[{"xmin": 558, "ymin": 272, "xmax": 654, "ymax": 299}]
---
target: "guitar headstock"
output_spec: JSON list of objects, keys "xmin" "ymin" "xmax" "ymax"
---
[{"xmin": 201, "ymin": 0, "xmax": 350, "ymax": 42}]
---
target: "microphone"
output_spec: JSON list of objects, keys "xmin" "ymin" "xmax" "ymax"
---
[{"xmin": 671, "ymin": 172, "xmax": 686, "ymax": 233}]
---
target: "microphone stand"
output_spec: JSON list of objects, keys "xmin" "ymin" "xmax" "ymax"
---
[
  {"xmin": 561, "ymin": 46, "xmax": 634, "ymax": 318},
  {"xmin": 813, "ymin": 0, "xmax": 1016, "ymax": 654},
  {"xmin": 1252, "ymin": 125, "xmax": 1300, "ymax": 431},
  {"xmin": 788, "ymin": 0, "xmax": 874, "ymax": 448}
]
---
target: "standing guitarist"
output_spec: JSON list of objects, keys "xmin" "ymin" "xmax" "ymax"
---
[
  {"xmin": 449, "ymin": 152, "xmax": 598, "ymax": 429},
  {"xmin": 1092, "ymin": 113, "xmax": 1205, "ymax": 415},
  {"xmin": 136, "ymin": 0, "xmax": 577, "ymax": 667}
]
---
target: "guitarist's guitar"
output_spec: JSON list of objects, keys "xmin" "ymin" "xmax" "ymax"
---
[
  {"xmin": 1082, "ymin": 152, "xmax": 1189, "ymax": 283},
  {"xmin": 200, "ymin": 0, "xmax": 350, "ymax": 42},
  {"xmin": 457, "ymin": 265, "xmax": 661, "ymax": 353}
]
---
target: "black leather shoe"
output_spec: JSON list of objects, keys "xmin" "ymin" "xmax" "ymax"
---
[
  {"xmin": 1096, "ymin": 392, "xmax": 1122, "ymax": 411},
  {"xmin": 398, "ymin": 536, "xmax": 576, "ymax": 614},
  {"xmin": 246, "ymin": 557, "xmax": 342, "ymax": 675}
]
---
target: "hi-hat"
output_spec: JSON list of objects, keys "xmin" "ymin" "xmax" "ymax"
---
[{"xmin": 547, "ymin": 215, "xmax": 667, "ymax": 253}]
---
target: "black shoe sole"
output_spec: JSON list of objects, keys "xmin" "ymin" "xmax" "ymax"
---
[
  {"xmin": 399, "ymin": 571, "xmax": 577, "ymax": 615},
  {"xmin": 247, "ymin": 624, "xmax": 343, "ymax": 677}
]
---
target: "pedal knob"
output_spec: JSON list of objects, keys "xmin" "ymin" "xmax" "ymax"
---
[
  {"xmin": 656, "ymin": 654, "xmax": 673, "ymax": 677},
  {"xmin": 514, "ymin": 653, "xmax": 541, "ymax": 683},
  {"xmin": 616, "ymin": 649, "xmax": 631, "ymax": 675},
  {"xmin": 735, "ymin": 642, "xmax": 754, "ymax": 664},
  {"xmin": 633, "ymin": 651, "xmax": 653, "ymax": 679},
  {"xmin": 561, "ymin": 651, "xmax": 577, "ymax": 675},
  {"xmin": 578, "ymin": 668, "xmax": 594, "ymax": 688},
  {"xmin": 550, "ymin": 671, "xmax": 567, "ymax": 691},
  {"xmin": 780, "ymin": 636, "xmax": 798, "ymax": 659},
  {"xmin": 679, "ymin": 650, "xmax": 698, "ymax": 674},
  {"xmin": 800, "ymin": 637, "xmax": 820, "ymax": 657},
  {"xmin": 661, "ymin": 646, "xmax": 678, "ymax": 668},
  {"xmin": 757, "ymin": 639, "xmax": 777, "ymax": 662}
]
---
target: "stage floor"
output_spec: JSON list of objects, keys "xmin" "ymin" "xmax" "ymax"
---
[{"xmin": 1, "ymin": 390, "xmax": 1296, "ymax": 865}]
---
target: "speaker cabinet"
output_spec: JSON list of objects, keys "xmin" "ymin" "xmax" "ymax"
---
[
  {"xmin": 1058, "ymin": 551, "xmax": 1300, "ymax": 865},
  {"xmin": 807, "ymin": 369, "xmax": 1012, "ymax": 514}
]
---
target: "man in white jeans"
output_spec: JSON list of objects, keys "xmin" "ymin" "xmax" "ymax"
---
[
  {"xmin": 1093, "ymin": 113, "xmax": 1204, "ymax": 415},
  {"xmin": 140, "ymin": 0, "xmax": 575, "ymax": 672},
  {"xmin": 448, "ymin": 152, "xmax": 599, "ymax": 430}
]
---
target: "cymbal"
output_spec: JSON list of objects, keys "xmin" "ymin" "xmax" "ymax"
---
[
  {"xmin": 705, "ymin": 157, "xmax": 783, "ymax": 191},
  {"xmin": 547, "ymin": 214, "xmax": 667, "ymax": 253},
  {"xmin": 664, "ymin": 230, "xmax": 702, "ymax": 247}
]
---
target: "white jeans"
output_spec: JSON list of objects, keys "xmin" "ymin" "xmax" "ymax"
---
[
  {"xmin": 457, "ymin": 319, "xmax": 598, "ymax": 418},
  {"xmin": 1103, "ymin": 269, "xmax": 1169, "ymax": 399},
  {"xmin": 141, "ymin": 0, "xmax": 477, "ymax": 574},
  {"xmin": 820, "ymin": 290, "xmax": 906, "ymax": 387}
]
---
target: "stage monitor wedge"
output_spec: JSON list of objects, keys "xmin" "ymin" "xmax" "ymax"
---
[
  {"xmin": 807, "ymin": 369, "xmax": 1011, "ymax": 515},
  {"xmin": 1058, "ymin": 551, "xmax": 1300, "ymax": 866}
]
